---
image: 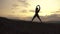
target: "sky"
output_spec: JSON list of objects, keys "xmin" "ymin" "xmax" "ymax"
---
[{"xmin": 0, "ymin": 0, "xmax": 60, "ymax": 22}]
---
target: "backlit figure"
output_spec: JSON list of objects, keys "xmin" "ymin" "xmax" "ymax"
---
[{"xmin": 32, "ymin": 5, "xmax": 42, "ymax": 23}]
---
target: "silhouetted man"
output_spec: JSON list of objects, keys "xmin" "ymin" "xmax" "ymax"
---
[{"xmin": 32, "ymin": 5, "xmax": 42, "ymax": 23}]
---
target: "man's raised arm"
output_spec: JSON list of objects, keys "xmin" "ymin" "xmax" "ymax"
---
[{"xmin": 37, "ymin": 5, "xmax": 40, "ymax": 11}]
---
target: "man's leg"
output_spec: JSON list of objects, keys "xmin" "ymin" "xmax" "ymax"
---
[
  {"xmin": 32, "ymin": 14, "xmax": 36, "ymax": 22},
  {"xmin": 37, "ymin": 14, "xmax": 42, "ymax": 23}
]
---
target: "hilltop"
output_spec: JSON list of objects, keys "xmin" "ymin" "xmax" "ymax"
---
[{"xmin": 0, "ymin": 17, "xmax": 60, "ymax": 34}]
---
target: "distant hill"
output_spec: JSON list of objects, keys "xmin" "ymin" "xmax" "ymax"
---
[
  {"xmin": 0, "ymin": 17, "xmax": 60, "ymax": 34},
  {"xmin": 0, "ymin": 17, "xmax": 33, "ymax": 23}
]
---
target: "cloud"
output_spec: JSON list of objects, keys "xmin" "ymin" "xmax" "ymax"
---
[
  {"xmin": 18, "ymin": 0, "xmax": 29, "ymax": 7},
  {"xmin": 20, "ymin": 10, "xmax": 27, "ymax": 13},
  {"xmin": 45, "ymin": 11, "xmax": 60, "ymax": 22},
  {"xmin": 18, "ymin": 0, "xmax": 26, "ymax": 3},
  {"xmin": 46, "ymin": 14, "xmax": 60, "ymax": 21},
  {"xmin": 51, "ymin": 10, "xmax": 60, "ymax": 14},
  {"xmin": 29, "ymin": 10, "xmax": 34, "ymax": 12},
  {"xmin": 11, "ymin": 0, "xmax": 29, "ymax": 10},
  {"xmin": 12, "ymin": 4, "xmax": 19, "ymax": 7},
  {"xmin": 55, "ymin": 11, "xmax": 60, "ymax": 14}
]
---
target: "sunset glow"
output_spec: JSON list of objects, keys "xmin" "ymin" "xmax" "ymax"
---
[{"xmin": 0, "ymin": 0, "xmax": 60, "ymax": 21}]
